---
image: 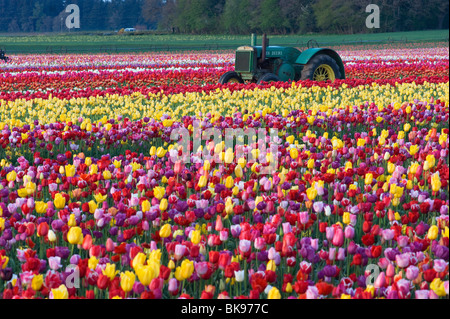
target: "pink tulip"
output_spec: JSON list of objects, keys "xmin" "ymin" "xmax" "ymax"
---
[
  {"xmin": 337, "ymin": 248, "xmax": 346, "ymax": 261},
  {"xmin": 168, "ymin": 278, "xmax": 178, "ymax": 294},
  {"xmin": 174, "ymin": 244, "xmax": 186, "ymax": 260},
  {"xmin": 239, "ymin": 239, "xmax": 251, "ymax": 253},
  {"xmin": 219, "ymin": 230, "xmax": 228, "ymax": 242},
  {"xmin": 326, "ymin": 227, "xmax": 335, "ymax": 241},
  {"xmin": 374, "ymin": 271, "xmax": 386, "ymax": 288},
  {"xmin": 328, "ymin": 248, "xmax": 336, "ymax": 261},
  {"xmin": 396, "ymin": 253, "xmax": 410, "ymax": 268},
  {"xmin": 386, "ymin": 263, "xmax": 396, "ymax": 277},
  {"xmin": 433, "ymin": 259, "xmax": 448, "ymax": 273},
  {"xmin": 414, "ymin": 290, "xmax": 429, "ymax": 299},
  {"xmin": 48, "ymin": 256, "xmax": 62, "ymax": 270},
  {"xmin": 254, "ymin": 237, "xmax": 266, "ymax": 250},
  {"xmin": 299, "ymin": 212, "xmax": 309, "ymax": 225},
  {"xmin": 344, "ymin": 225, "xmax": 355, "ymax": 239},
  {"xmin": 106, "ymin": 238, "xmax": 116, "ymax": 252},
  {"xmin": 332, "ymin": 228, "xmax": 344, "ymax": 247}
]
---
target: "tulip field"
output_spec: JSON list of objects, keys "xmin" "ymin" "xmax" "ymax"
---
[{"xmin": 0, "ymin": 42, "xmax": 448, "ymax": 300}]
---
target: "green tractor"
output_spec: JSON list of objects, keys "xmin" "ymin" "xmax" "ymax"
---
[{"xmin": 219, "ymin": 34, "xmax": 345, "ymax": 84}]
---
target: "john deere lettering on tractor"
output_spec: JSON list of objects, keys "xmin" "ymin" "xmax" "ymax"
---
[{"xmin": 219, "ymin": 33, "xmax": 345, "ymax": 84}]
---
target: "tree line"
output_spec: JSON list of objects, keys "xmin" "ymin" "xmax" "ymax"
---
[{"xmin": 0, "ymin": 0, "xmax": 448, "ymax": 34}]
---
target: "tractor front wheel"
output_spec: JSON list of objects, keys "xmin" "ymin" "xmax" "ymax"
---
[
  {"xmin": 219, "ymin": 71, "xmax": 244, "ymax": 84},
  {"xmin": 300, "ymin": 54, "xmax": 341, "ymax": 82},
  {"xmin": 257, "ymin": 73, "xmax": 281, "ymax": 85}
]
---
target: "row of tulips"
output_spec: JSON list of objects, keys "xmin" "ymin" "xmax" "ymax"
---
[
  {"xmin": 0, "ymin": 74, "xmax": 448, "ymax": 107},
  {"xmin": 1, "ymin": 59, "xmax": 448, "ymax": 93},
  {"xmin": 1, "ymin": 76, "xmax": 448, "ymax": 133},
  {"xmin": 1, "ymin": 44, "xmax": 447, "ymax": 72}
]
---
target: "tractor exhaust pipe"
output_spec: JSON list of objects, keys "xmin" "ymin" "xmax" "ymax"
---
[
  {"xmin": 259, "ymin": 33, "xmax": 268, "ymax": 64},
  {"xmin": 251, "ymin": 33, "xmax": 257, "ymax": 46}
]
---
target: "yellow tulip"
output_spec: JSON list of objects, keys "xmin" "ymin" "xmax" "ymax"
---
[
  {"xmin": 120, "ymin": 271, "xmax": 136, "ymax": 293},
  {"xmin": 343, "ymin": 212, "xmax": 351, "ymax": 225},
  {"xmin": 203, "ymin": 160, "xmax": 211, "ymax": 171},
  {"xmin": 67, "ymin": 226, "xmax": 83, "ymax": 245},
  {"xmin": 387, "ymin": 162, "xmax": 395, "ymax": 174},
  {"xmin": 168, "ymin": 260, "xmax": 175, "ymax": 270},
  {"xmin": 365, "ymin": 173, "xmax": 373, "ymax": 185},
  {"xmin": 426, "ymin": 154, "xmax": 436, "ymax": 169},
  {"xmin": 94, "ymin": 192, "xmax": 107, "ymax": 204},
  {"xmin": 68, "ymin": 214, "xmax": 76, "ymax": 227},
  {"xmin": 234, "ymin": 164, "xmax": 243, "ymax": 178},
  {"xmin": 25, "ymin": 182, "xmax": 36, "ymax": 195},
  {"xmin": 35, "ymin": 201, "xmax": 48, "ymax": 214},
  {"xmin": 307, "ymin": 158, "xmax": 315, "ymax": 169},
  {"xmin": 141, "ymin": 199, "xmax": 151, "ymax": 212},
  {"xmin": 54, "ymin": 193, "xmax": 66, "ymax": 209},
  {"xmin": 404, "ymin": 123, "xmax": 411, "ymax": 132},
  {"xmin": 198, "ymin": 175, "xmax": 208, "ymax": 188},
  {"xmin": 286, "ymin": 135, "xmax": 294, "ymax": 144},
  {"xmin": 427, "ymin": 225, "xmax": 439, "ymax": 240},
  {"xmin": 180, "ymin": 259, "xmax": 194, "ymax": 280},
  {"xmin": 136, "ymin": 265, "xmax": 156, "ymax": 286},
  {"xmin": 159, "ymin": 198, "xmax": 168, "ymax": 211},
  {"xmin": 266, "ymin": 260, "xmax": 276, "ymax": 272},
  {"xmin": 430, "ymin": 278, "xmax": 446, "ymax": 297},
  {"xmin": 65, "ymin": 164, "xmax": 76, "ymax": 177},
  {"xmin": 6, "ymin": 171, "xmax": 17, "ymax": 182},
  {"xmin": 113, "ymin": 160, "xmax": 122, "ymax": 168},
  {"xmin": 103, "ymin": 263, "xmax": 119, "ymax": 280},
  {"xmin": 51, "ymin": 285, "xmax": 69, "ymax": 299},
  {"xmin": 357, "ymin": 138, "xmax": 366, "ymax": 147},
  {"xmin": 225, "ymin": 197, "xmax": 234, "ymax": 215},
  {"xmin": 306, "ymin": 187, "xmax": 317, "ymax": 201},
  {"xmin": 224, "ymin": 148, "xmax": 234, "ymax": 164},
  {"xmin": 88, "ymin": 200, "xmax": 97, "ymax": 214},
  {"xmin": 268, "ymin": 287, "xmax": 281, "ymax": 299},
  {"xmin": 442, "ymin": 227, "xmax": 449, "ymax": 239},
  {"xmin": 153, "ymin": 186, "xmax": 165, "ymax": 200},
  {"xmin": 88, "ymin": 256, "xmax": 98, "ymax": 270},
  {"xmin": 159, "ymin": 224, "xmax": 172, "ymax": 238},
  {"xmin": 409, "ymin": 145, "xmax": 419, "ymax": 155},
  {"xmin": 89, "ymin": 164, "xmax": 98, "ymax": 175},
  {"xmin": 431, "ymin": 172, "xmax": 441, "ymax": 192},
  {"xmin": 225, "ymin": 176, "xmax": 234, "ymax": 189},
  {"xmin": 132, "ymin": 252, "xmax": 147, "ymax": 270},
  {"xmin": 191, "ymin": 230, "xmax": 201, "ymax": 245},
  {"xmin": 31, "ymin": 274, "xmax": 43, "ymax": 291},
  {"xmin": 163, "ymin": 119, "xmax": 173, "ymax": 127},
  {"xmin": 17, "ymin": 188, "xmax": 28, "ymax": 198},
  {"xmin": 290, "ymin": 148, "xmax": 298, "ymax": 160},
  {"xmin": 102, "ymin": 170, "xmax": 112, "ymax": 180},
  {"xmin": 156, "ymin": 147, "xmax": 167, "ymax": 158}
]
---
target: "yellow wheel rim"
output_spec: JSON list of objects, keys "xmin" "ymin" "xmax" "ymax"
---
[
  {"xmin": 228, "ymin": 78, "xmax": 240, "ymax": 83},
  {"xmin": 313, "ymin": 64, "xmax": 335, "ymax": 82}
]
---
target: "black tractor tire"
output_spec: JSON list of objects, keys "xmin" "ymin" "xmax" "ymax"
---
[
  {"xmin": 219, "ymin": 71, "xmax": 244, "ymax": 84},
  {"xmin": 257, "ymin": 73, "xmax": 281, "ymax": 85},
  {"xmin": 300, "ymin": 54, "xmax": 341, "ymax": 82}
]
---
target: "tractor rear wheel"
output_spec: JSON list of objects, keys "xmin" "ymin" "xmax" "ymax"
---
[
  {"xmin": 219, "ymin": 71, "xmax": 244, "ymax": 84},
  {"xmin": 257, "ymin": 73, "xmax": 281, "ymax": 85},
  {"xmin": 300, "ymin": 54, "xmax": 341, "ymax": 82}
]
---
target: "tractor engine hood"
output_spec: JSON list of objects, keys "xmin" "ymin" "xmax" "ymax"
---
[{"xmin": 254, "ymin": 46, "xmax": 301, "ymax": 64}]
